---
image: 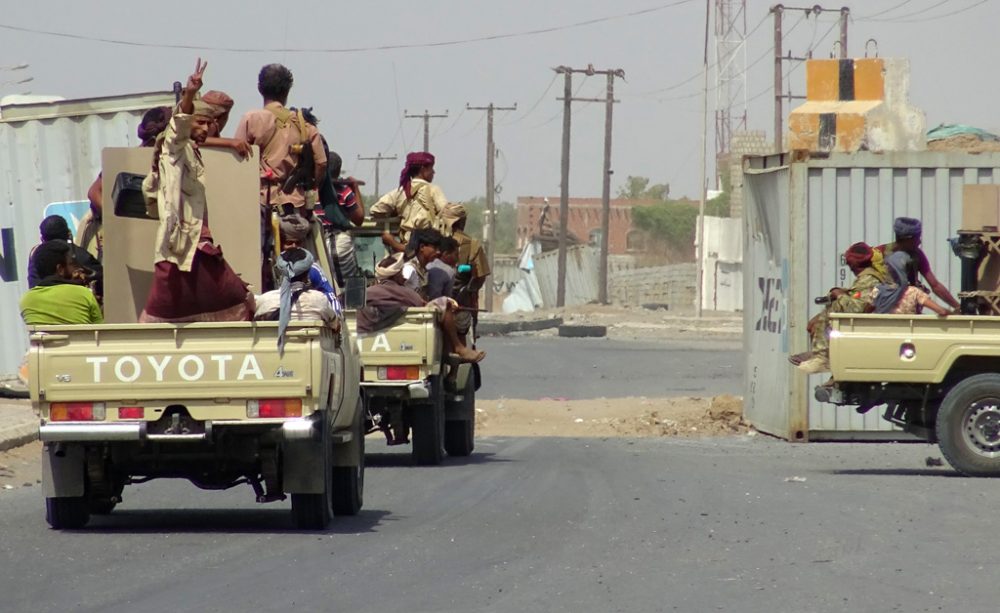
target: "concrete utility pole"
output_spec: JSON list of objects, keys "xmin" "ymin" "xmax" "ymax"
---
[
  {"xmin": 404, "ymin": 109, "xmax": 449, "ymax": 152},
  {"xmin": 357, "ymin": 152, "xmax": 398, "ymax": 197},
  {"xmin": 698, "ymin": 0, "xmax": 711, "ymax": 318},
  {"xmin": 467, "ymin": 102, "xmax": 517, "ymax": 312},
  {"xmin": 553, "ymin": 65, "xmax": 623, "ymax": 306},
  {"xmin": 771, "ymin": 4, "xmax": 850, "ymax": 151}
]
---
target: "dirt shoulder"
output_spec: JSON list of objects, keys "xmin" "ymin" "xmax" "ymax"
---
[{"xmin": 475, "ymin": 394, "xmax": 751, "ymax": 438}]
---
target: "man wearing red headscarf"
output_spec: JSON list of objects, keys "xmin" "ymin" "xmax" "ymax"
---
[
  {"xmin": 791, "ymin": 241, "xmax": 889, "ymax": 374},
  {"xmin": 370, "ymin": 151, "xmax": 449, "ymax": 252}
]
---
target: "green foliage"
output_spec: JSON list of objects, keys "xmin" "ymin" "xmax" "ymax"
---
[
  {"xmin": 632, "ymin": 202, "xmax": 699, "ymax": 259},
  {"xmin": 458, "ymin": 197, "xmax": 518, "ymax": 255},
  {"xmin": 616, "ymin": 175, "xmax": 669, "ymax": 201}
]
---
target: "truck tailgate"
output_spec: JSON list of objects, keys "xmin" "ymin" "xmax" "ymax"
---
[
  {"xmin": 830, "ymin": 313, "xmax": 1000, "ymax": 383},
  {"xmin": 30, "ymin": 322, "xmax": 321, "ymax": 403}
]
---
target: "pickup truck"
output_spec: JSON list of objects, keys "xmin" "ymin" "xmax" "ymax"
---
[
  {"xmin": 344, "ymin": 219, "xmax": 479, "ymax": 465},
  {"xmin": 28, "ymin": 146, "xmax": 364, "ymax": 530},
  {"xmin": 819, "ymin": 313, "xmax": 1000, "ymax": 477},
  {"xmin": 30, "ymin": 321, "xmax": 363, "ymax": 530}
]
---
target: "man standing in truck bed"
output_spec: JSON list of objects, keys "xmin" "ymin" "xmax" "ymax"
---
[{"xmin": 234, "ymin": 63, "xmax": 327, "ymax": 287}]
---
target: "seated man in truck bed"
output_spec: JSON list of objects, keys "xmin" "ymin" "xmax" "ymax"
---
[
  {"xmin": 873, "ymin": 216, "xmax": 960, "ymax": 311},
  {"xmin": 20, "ymin": 240, "xmax": 103, "ymax": 326},
  {"xmin": 359, "ymin": 252, "xmax": 485, "ymax": 363},
  {"xmin": 872, "ymin": 251, "xmax": 951, "ymax": 316},
  {"xmin": 254, "ymin": 247, "xmax": 340, "ymax": 355},
  {"xmin": 791, "ymin": 242, "xmax": 886, "ymax": 373}
]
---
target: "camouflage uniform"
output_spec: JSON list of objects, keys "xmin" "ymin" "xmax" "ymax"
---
[{"xmin": 811, "ymin": 267, "xmax": 887, "ymax": 354}]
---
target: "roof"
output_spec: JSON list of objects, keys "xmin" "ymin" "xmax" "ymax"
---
[{"xmin": 0, "ymin": 90, "xmax": 176, "ymax": 123}]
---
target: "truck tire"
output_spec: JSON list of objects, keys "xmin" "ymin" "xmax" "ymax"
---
[
  {"xmin": 45, "ymin": 497, "xmax": 90, "ymax": 530},
  {"xmin": 937, "ymin": 373, "xmax": 1000, "ymax": 477},
  {"xmin": 445, "ymin": 375, "xmax": 475, "ymax": 457},
  {"xmin": 88, "ymin": 499, "xmax": 118, "ymax": 515},
  {"xmin": 291, "ymin": 423, "xmax": 333, "ymax": 529},
  {"xmin": 332, "ymin": 403, "xmax": 364, "ymax": 516},
  {"xmin": 412, "ymin": 377, "xmax": 444, "ymax": 466}
]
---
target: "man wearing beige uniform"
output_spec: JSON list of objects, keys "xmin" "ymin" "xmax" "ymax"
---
[{"xmin": 234, "ymin": 63, "xmax": 327, "ymax": 288}]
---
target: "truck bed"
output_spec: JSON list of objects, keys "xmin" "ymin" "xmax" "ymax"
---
[{"xmin": 829, "ymin": 313, "xmax": 1000, "ymax": 383}]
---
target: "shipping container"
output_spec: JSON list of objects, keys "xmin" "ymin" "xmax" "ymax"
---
[
  {"xmin": 0, "ymin": 91, "xmax": 175, "ymax": 377},
  {"xmin": 743, "ymin": 150, "xmax": 1000, "ymax": 440}
]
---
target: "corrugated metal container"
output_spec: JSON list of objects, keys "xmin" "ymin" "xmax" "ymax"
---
[
  {"xmin": 533, "ymin": 245, "xmax": 600, "ymax": 307},
  {"xmin": 0, "ymin": 91, "xmax": 175, "ymax": 376},
  {"xmin": 743, "ymin": 150, "xmax": 1000, "ymax": 440}
]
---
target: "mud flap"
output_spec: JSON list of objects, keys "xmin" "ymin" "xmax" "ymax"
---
[
  {"xmin": 283, "ymin": 439, "xmax": 325, "ymax": 494},
  {"xmin": 42, "ymin": 443, "xmax": 85, "ymax": 498}
]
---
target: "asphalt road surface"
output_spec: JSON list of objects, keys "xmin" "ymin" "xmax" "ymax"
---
[
  {"xmin": 1, "ymin": 435, "xmax": 996, "ymax": 612},
  {"xmin": 476, "ymin": 336, "xmax": 743, "ymax": 400}
]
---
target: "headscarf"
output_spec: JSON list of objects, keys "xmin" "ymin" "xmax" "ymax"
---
[
  {"xmin": 39, "ymin": 215, "xmax": 71, "ymax": 242},
  {"xmin": 137, "ymin": 106, "xmax": 172, "ymax": 146},
  {"xmin": 873, "ymin": 251, "xmax": 911, "ymax": 314},
  {"xmin": 843, "ymin": 241, "xmax": 873, "ymax": 270},
  {"xmin": 399, "ymin": 152, "xmax": 435, "ymax": 199},
  {"xmin": 440, "ymin": 202, "xmax": 467, "ymax": 231},
  {"xmin": 201, "ymin": 90, "xmax": 234, "ymax": 118},
  {"xmin": 275, "ymin": 247, "xmax": 316, "ymax": 356},
  {"xmin": 375, "ymin": 252, "xmax": 406, "ymax": 281},
  {"xmin": 893, "ymin": 217, "xmax": 922, "ymax": 239},
  {"xmin": 279, "ymin": 214, "xmax": 310, "ymax": 244}
]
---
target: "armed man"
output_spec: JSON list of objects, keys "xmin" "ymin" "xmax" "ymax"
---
[{"xmin": 234, "ymin": 63, "xmax": 327, "ymax": 289}]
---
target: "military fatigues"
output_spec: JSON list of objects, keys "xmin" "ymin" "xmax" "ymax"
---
[
  {"xmin": 811, "ymin": 267, "xmax": 887, "ymax": 354},
  {"xmin": 370, "ymin": 178, "xmax": 449, "ymax": 242}
]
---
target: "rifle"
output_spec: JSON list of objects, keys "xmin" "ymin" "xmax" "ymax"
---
[{"xmin": 281, "ymin": 138, "xmax": 316, "ymax": 195}]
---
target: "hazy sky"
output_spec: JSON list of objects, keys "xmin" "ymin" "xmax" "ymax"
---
[{"xmin": 0, "ymin": 0, "xmax": 994, "ymax": 203}]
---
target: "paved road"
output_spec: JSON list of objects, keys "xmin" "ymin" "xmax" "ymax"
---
[
  {"xmin": 476, "ymin": 336, "xmax": 743, "ymax": 400},
  {"xmin": 1, "ymin": 435, "xmax": 995, "ymax": 612}
]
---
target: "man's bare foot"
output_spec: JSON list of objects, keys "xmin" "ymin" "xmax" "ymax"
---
[{"xmin": 456, "ymin": 347, "xmax": 486, "ymax": 363}]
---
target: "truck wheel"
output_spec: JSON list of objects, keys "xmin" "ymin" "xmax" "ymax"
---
[
  {"xmin": 937, "ymin": 373, "xmax": 1000, "ymax": 477},
  {"xmin": 88, "ymin": 499, "xmax": 117, "ymax": 515},
  {"xmin": 45, "ymin": 497, "xmax": 90, "ymax": 530},
  {"xmin": 445, "ymin": 375, "xmax": 475, "ymax": 457},
  {"xmin": 412, "ymin": 377, "xmax": 444, "ymax": 466},
  {"xmin": 291, "ymin": 424, "xmax": 333, "ymax": 529},
  {"xmin": 332, "ymin": 403, "xmax": 365, "ymax": 516}
]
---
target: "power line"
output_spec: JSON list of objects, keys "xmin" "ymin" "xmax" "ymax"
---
[
  {"xmin": 0, "ymin": 0, "xmax": 698, "ymax": 54},
  {"xmin": 890, "ymin": 0, "xmax": 988, "ymax": 23},
  {"xmin": 500, "ymin": 73, "xmax": 559, "ymax": 125},
  {"xmin": 856, "ymin": 0, "xmax": 914, "ymax": 20},
  {"xmin": 858, "ymin": 0, "xmax": 950, "ymax": 21}
]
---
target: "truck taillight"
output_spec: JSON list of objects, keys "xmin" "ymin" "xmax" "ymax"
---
[
  {"xmin": 378, "ymin": 366, "xmax": 420, "ymax": 380},
  {"xmin": 118, "ymin": 406, "xmax": 145, "ymax": 419},
  {"xmin": 50, "ymin": 402, "xmax": 106, "ymax": 422},
  {"xmin": 247, "ymin": 399, "xmax": 302, "ymax": 418}
]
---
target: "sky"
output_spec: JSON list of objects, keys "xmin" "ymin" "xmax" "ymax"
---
[{"xmin": 0, "ymin": 0, "xmax": 995, "ymax": 204}]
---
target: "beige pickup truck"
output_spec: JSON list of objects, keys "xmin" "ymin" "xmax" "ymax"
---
[
  {"xmin": 29, "ymin": 146, "xmax": 364, "ymax": 530},
  {"xmin": 819, "ymin": 313, "xmax": 1000, "ymax": 476},
  {"xmin": 345, "ymin": 220, "xmax": 479, "ymax": 465}
]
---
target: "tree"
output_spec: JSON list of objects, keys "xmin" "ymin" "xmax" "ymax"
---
[
  {"xmin": 457, "ymin": 196, "xmax": 518, "ymax": 255},
  {"xmin": 616, "ymin": 176, "xmax": 670, "ymax": 201}
]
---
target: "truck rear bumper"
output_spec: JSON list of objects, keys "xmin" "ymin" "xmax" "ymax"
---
[
  {"xmin": 39, "ymin": 417, "xmax": 323, "ymax": 443},
  {"xmin": 360, "ymin": 381, "xmax": 430, "ymax": 400}
]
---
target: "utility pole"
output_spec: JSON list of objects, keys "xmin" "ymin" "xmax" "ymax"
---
[
  {"xmin": 404, "ymin": 109, "xmax": 449, "ymax": 152},
  {"xmin": 467, "ymin": 102, "xmax": 517, "ymax": 312},
  {"xmin": 771, "ymin": 4, "xmax": 850, "ymax": 151},
  {"xmin": 552, "ymin": 64, "xmax": 623, "ymax": 306},
  {"xmin": 555, "ymin": 67, "xmax": 573, "ymax": 308},
  {"xmin": 698, "ymin": 0, "xmax": 711, "ymax": 318},
  {"xmin": 357, "ymin": 153, "xmax": 397, "ymax": 197}
]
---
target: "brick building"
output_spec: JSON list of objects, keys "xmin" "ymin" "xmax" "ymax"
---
[
  {"xmin": 516, "ymin": 196, "xmax": 687, "ymax": 255},
  {"xmin": 516, "ymin": 196, "xmax": 652, "ymax": 255}
]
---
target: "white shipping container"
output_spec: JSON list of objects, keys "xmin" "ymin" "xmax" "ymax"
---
[
  {"xmin": 743, "ymin": 151, "xmax": 1000, "ymax": 440},
  {"xmin": 0, "ymin": 91, "xmax": 174, "ymax": 377}
]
